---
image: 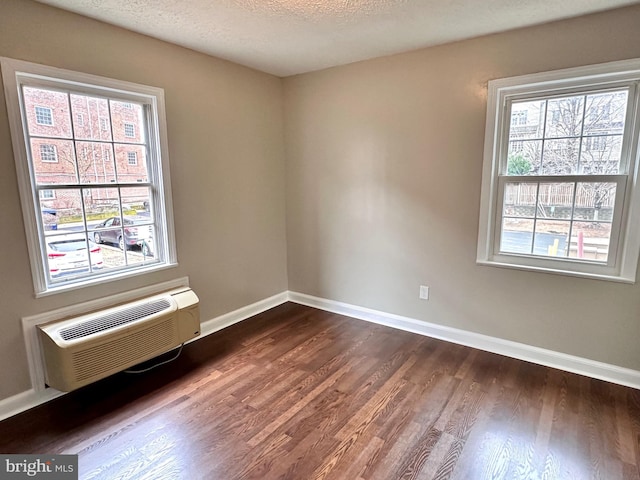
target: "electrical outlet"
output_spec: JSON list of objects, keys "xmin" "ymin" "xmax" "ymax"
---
[{"xmin": 419, "ymin": 285, "xmax": 429, "ymax": 300}]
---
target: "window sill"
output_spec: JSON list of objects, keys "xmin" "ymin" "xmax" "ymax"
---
[{"xmin": 476, "ymin": 258, "xmax": 635, "ymax": 284}]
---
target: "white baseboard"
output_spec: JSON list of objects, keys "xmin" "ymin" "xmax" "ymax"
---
[
  {"xmin": 196, "ymin": 291, "xmax": 289, "ymax": 339},
  {"xmin": 0, "ymin": 388, "xmax": 65, "ymax": 423},
  {"xmin": 0, "ymin": 289, "xmax": 289, "ymax": 422},
  {"xmin": 288, "ymin": 291, "xmax": 640, "ymax": 390}
]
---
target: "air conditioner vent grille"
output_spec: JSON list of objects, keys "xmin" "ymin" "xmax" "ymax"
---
[
  {"xmin": 60, "ymin": 299, "xmax": 172, "ymax": 341},
  {"xmin": 71, "ymin": 319, "xmax": 177, "ymax": 381}
]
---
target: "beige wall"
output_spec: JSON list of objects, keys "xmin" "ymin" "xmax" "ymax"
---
[
  {"xmin": 0, "ymin": 0, "xmax": 288, "ymax": 399},
  {"xmin": 284, "ymin": 6, "xmax": 640, "ymax": 371}
]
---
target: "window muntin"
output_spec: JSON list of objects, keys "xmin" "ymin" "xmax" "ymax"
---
[
  {"xmin": 1, "ymin": 57, "xmax": 177, "ymax": 295},
  {"xmin": 478, "ymin": 60, "xmax": 640, "ymax": 282}
]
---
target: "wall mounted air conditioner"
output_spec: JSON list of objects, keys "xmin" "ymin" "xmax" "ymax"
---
[{"xmin": 38, "ymin": 287, "xmax": 200, "ymax": 392}]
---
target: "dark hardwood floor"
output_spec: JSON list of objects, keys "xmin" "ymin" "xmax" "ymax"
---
[{"xmin": 1, "ymin": 302, "xmax": 639, "ymax": 479}]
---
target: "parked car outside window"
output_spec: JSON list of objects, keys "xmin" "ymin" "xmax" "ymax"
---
[
  {"xmin": 46, "ymin": 234, "xmax": 103, "ymax": 278},
  {"xmin": 93, "ymin": 215, "xmax": 153, "ymax": 256}
]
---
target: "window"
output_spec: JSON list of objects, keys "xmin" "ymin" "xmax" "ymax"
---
[
  {"xmin": 127, "ymin": 151, "xmax": 137, "ymax": 165},
  {"xmin": 124, "ymin": 123, "xmax": 135, "ymax": 138},
  {"xmin": 39, "ymin": 144, "xmax": 58, "ymax": 162},
  {"xmin": 99, "ymin": 117, "xmax": 108, "ymax": 131},
  {"xmin": 34, "ymin": 106, "xmax": 53, "ymax": 125},
  {"xmin": 477, "ymin": 59, "xmax": 640, "ymax": 283},
  {"xmin": 76, "ymin": 113, "xmax": 84, "ymax": 126},
  {"xmin": 511, "ymin": 109, "xmax": 528, "ymax": 126},
  {"xmin": 1, "ymin": 57, "xmax": 177, "ymax": 296}
]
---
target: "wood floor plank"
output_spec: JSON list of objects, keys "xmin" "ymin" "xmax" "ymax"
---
[
  {"xmin": 247, "ymin": 363, "xmax": 352, "ymax": 448},
  {"xmin": 0, "ymin": 302, "xmax": 638, "ymax": 480}
]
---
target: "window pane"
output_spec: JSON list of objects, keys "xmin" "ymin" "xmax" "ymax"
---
[
  {"xmin": 583, "ymin": 90, "xmax": 627, "ymax": 136},
  {"xmin": 507, "ymin": 140, "xmax": 541, "ymax": 175},
  {"xmin": 22, "ymin": 87, "xmax": 72, "ymax": 138},
  {"xmin": 115, "ymin": 144, "xmax": 148, "ymax": 183},
  {"xmin": 74, "ymin": 142, "xmax": 116, "ymax": 184},
  {"xmin": 568, "ymin": 222, "xmax": 612, "ymax": 261},
  {"xmin": 500, "ymin": 218, "xmax": 534, "ymax": 254},
  {"xmin": 44, "ymin": 231, "xmax": 103, "ymax": 281},
  {"xmin": 40, "ymin": 188, "xmax": 105, "ymax": 282},
  {"xmin": 533, "ymin": 220, "xmax": 570, "ymax": 257},
  {"xmin": 579, "ymin": 135, "xmax": 622, "ymax": 174},
  {"xmin": 110, "ymin": 100, "xmax": 145, "ymax": 144},
  {"xmin": 126, "ymin": 223, "xmax": 156, "ymax": 264},
  {"xmin": 70, "ymin": 94, "xmax": 112, "ymax": 141},
  {"xmin": 121, "ymin": 186, "xmax": 149, "ymax": 212},
  {"xmin": 541, "ymin": 138, "xmax": 581, "ymax": 175},
  {"xmin": 39, "ymin": 189, "xmax": 82, "ymax": 232},
  {"xmin": 545, "ymin": 95, "xmax": 584, "ymax": 138},
  {"xmin": 536, "ymin": 183, "xmax": 574, "ymax": 219},
  {"xmin": 120, "ymin": 187, "xmax": 155, "ymax": 262},
  {"xmin": 99, "ymin": 245, "xmax": 127, "ymax": 272},
  {"xmin": 509, "ymin": 100, "xmax": 545, "ymax": 140},
  {"xmin": 84, "ymin": 188, "xmax": 125, "ymax": 272},
  {"xmin": 574, "ymin": 182, "xmax": 616, "ymax": 220},
  {"xmin": 31, "ymin": 139, "xmax": 77, "ymax": 185},
  {"xmin": 84, "ymin": 187, "xmax": 121, "ymax": 221},
  {"xmin": 39, "ymin": 198, "xmax": 58, "ymax": 231},
  {"xmin": 503, "ymin": 182, "xmax": 537, "ymax": 217}
]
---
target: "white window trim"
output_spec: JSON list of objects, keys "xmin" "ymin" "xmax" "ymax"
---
[
  {"xmin": 477, "ymin": 58, "xmax": 640, "ymax": 283},
  {"xmin": 127, "ymin": 151, "xmax": 138, "ymax": 165},
  {"xmin": 1, "ymin": 57, "xmax": 178, "ymax": 297}
]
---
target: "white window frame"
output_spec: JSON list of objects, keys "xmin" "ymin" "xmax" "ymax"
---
[
  {"xmin": 1, "ymin": 57, "xmax": 178, "ymax": 296},
  {"xmin": 40, "ymin": 189, "xmax": 55, "ymax": 199},
  {"xmin": 127, "ymin": 151, "xmax": 138, "ymax": 165},
  {"xmin": 477, "ymin": 58, "xmax": 640, "ymax": 283},
  {"xmin": 39, "ymin": 143, "xmax": 58, "ymax": 163}
]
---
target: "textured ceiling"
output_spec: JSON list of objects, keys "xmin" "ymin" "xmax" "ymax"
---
[{"xmin": 35, "ymin": 0, "xmax": 640, "ymax": 77}]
